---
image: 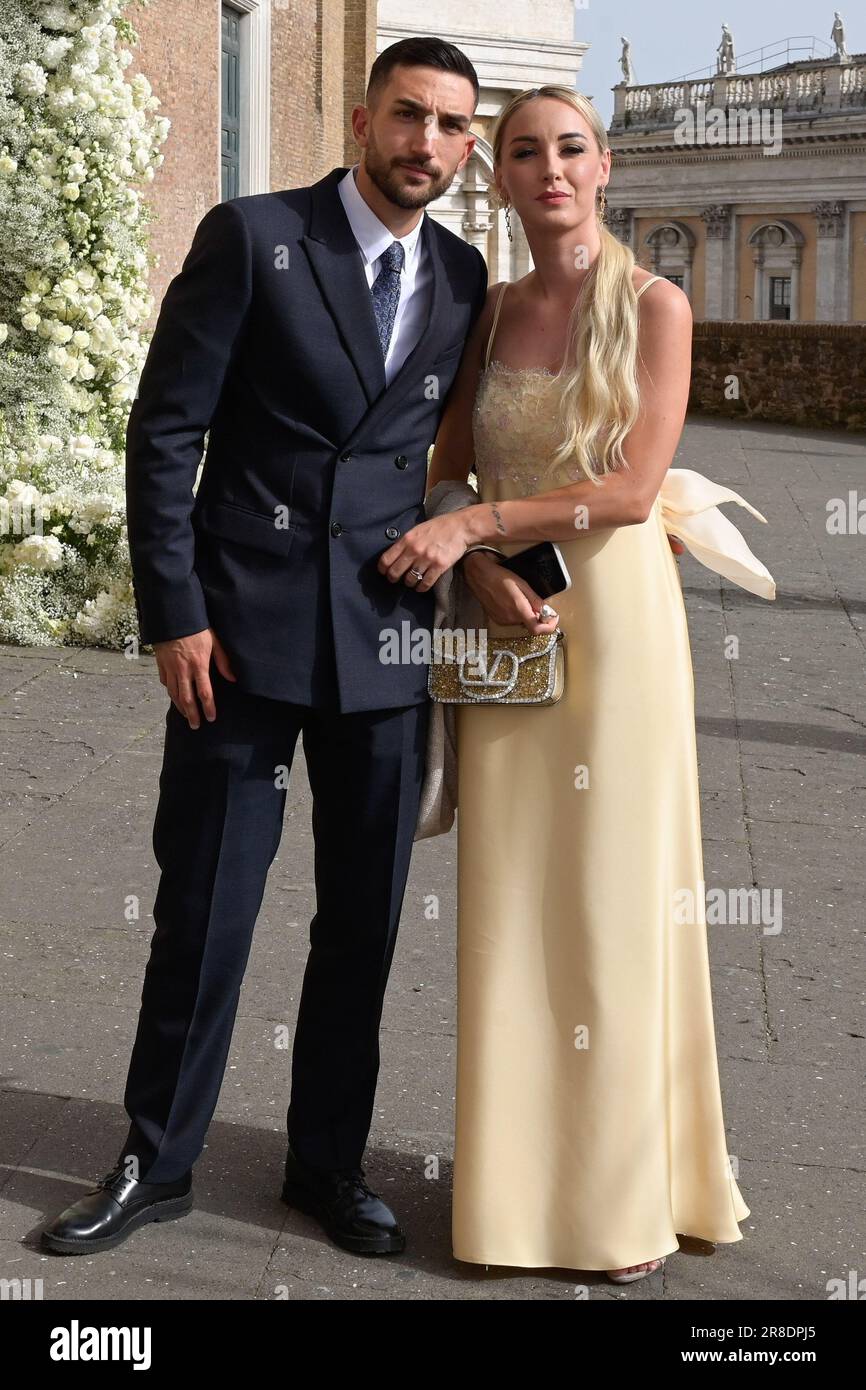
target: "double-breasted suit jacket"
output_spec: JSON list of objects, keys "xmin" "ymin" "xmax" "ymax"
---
[{"xmin": 125, "ymin": 165, "xmax": 488, "ymax": 710}]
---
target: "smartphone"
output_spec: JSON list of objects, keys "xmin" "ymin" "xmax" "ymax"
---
[{"xmin": 497, "ymin": 541, "xmax": 572, "ymax": 598}]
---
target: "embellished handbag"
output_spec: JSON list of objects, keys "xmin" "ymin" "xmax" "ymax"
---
[{"xmin": 428, "ymin": 627, "xmax": 565, "ymax": 706}]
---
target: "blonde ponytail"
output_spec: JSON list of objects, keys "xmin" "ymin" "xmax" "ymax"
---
[{"xmin": 490, "ymin": 87, "xmax": 642, "ymax": 487}]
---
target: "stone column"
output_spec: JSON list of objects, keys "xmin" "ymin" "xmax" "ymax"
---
[
  {"xmin": 612, "ymin": 82, "xmax": 628, "ymax": 130},
  {"xmin": 813, "ymin": 201, "xmax": 846, "ymax": 321},
  {"xmin": 790, "ymin": 250, "xmax": 802, "ymax": 321},
  {"xmin": 823, "ymin": 63, "xmax": 843, "ymax": 112},
  {"xmin": 606, "ymin": 207, "xmax": 634, "ymax": 250},
  {"xmin": 462, "ymin": 217, "xmax": 491, "ymax": 255},
  {"xmin": 751, "ymin": 249, "xmax": 766, "ymax": 320},
  {"xmin": 459, "ymin": 160, "xmax": 494, "ymax": 260},
  {"xmin": 683, "ymin": 255, "xmax": 694, "ymax": 302},
  {"xmin": 701, "ymin": 204, "xmax": 733, "ymax": 319}
]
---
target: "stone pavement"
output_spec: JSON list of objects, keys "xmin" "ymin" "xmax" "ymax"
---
[{"xmin": 0, "ymin": 413, "xmax": 863, "ymax": 1302}]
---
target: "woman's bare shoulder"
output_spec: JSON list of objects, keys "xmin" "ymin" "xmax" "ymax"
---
[
  {"xmin": 632, "ymin": 268, "xmax": 690, "ymax": 311},
  {"xmin": 631, "ymin": 266, "xmax": 692, "ymax": 321}
]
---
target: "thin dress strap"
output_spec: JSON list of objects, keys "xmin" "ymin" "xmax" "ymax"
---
[
  {"xmin": 484, "ymin": 281, "xmax": 510, "ymax": 371},
  {"xmin": 635, "ymin": 275, "xmax": 664, "ymax": 299}
]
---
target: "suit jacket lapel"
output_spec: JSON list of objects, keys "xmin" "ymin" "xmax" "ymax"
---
[
  {"xmin": 301, "ymin": 167, "xmax": 452, "ymax": 436},
  {"xmin": 302, "ymin": 168, "xmax": 385, "ymax": 405}
]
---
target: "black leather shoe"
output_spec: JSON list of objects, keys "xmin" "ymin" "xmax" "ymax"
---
[
  {"xmin": 281, "ymin": 1145, "xmax": 405, "ymax": 1255},
  {"xmin": 41, "ymin": 1162, "xmax": 193, "ymax": 1254}
]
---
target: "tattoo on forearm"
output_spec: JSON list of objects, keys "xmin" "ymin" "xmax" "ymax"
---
[{"xmin": 490, "ymin": 504, "xmax": 507, "ymax": 535}]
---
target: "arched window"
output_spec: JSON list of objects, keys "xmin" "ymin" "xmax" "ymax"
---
[
  {"xmin": 747, "ymin": 221, "xmax": 804, "ymax": 321},
  {"xmin": 644, "ymin": 222, "xmax": 695, "ymax": 300}
]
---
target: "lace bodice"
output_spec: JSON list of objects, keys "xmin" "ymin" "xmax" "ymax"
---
[
  {"xmin": 472, "ymin": 276, "xmax": 664, "ymax": 499},
  {"xmin": 473, "ymin": 360, "xmax": 573, "ymax": 497}
]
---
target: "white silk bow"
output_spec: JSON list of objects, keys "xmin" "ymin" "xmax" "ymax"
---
[{"xmin": 657, "ymin": 468, "xmax": 776, "ymax": 600}]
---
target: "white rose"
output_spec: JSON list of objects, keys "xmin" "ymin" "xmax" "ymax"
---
[
  {"xmin": 62, "ymin": 182, "xmax": 80, "ymax": 200},
  {"xmin": 0, "ymin": 154, "xmax": 18, "ymax": 175},
  {"xmin": 43, "ymin": 37, "xmax": 74, "ymax": 69},
  {"xmin": 43, "ymin": 4, "xmax": 81, "ymax": 32},
  {"xmin": 12, "ymin": 533, "xmax": 65, "ymax": 571},
  {"xmin": 22, "ymin": 312, "xmax": 40, "ymax": 331},
  {"xmin": 16, "ymin": 62, "xmax": 48, "ymax": 99},
  {"xmin": 46, "ymin": 344, "xmax": 70, "ymax": 368},
  {"xmin": 69, "ymin": 435, "xmax": 95, "ymax": 459},
  {"xmin": 7, "ymin": 480, "xmax": 43, "ymax": 508},
  {"xmin": 0, "ymin": 324, "xmax": 8, "ymax": 344}
]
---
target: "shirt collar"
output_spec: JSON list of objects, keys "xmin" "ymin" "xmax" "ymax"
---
[{"xmin": 338, "ymin": 162, "xmax": 425, "ymax": 270}]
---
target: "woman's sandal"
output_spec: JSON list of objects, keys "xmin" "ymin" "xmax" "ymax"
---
[{"xmin": 605, "ymin": 1256, "xmax": 666, "ymax": 1285}]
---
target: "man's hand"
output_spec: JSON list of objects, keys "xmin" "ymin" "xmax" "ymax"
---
[
  {"xmin": 378, "ymin": 511, "xmax": 475, "ymax": 592},
  {"xmin": 153, "ymin": 628, "xmax": 237, "ymax": 729}
]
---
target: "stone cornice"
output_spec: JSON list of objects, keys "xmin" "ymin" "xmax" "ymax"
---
[
  {"xmin": 609, "ymin": 140, "xmax": 866, "ymax": 166},
  {"xmin": 377, "ymin": 23, "xmax": 587, "ymax": 60}
]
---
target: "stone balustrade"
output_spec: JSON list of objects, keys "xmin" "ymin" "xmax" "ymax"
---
[{"xmin": 611, "ymin": 59, "xmax": 866, "ymax": 131}]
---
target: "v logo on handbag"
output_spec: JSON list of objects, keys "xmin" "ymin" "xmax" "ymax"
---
[
  {"xmin": 429, "ymin": 629, "xmax": 565, "ymax": 706},
  {"xmin": 462, "ymin": 648, "xmax": 519, "ymax": 689}
]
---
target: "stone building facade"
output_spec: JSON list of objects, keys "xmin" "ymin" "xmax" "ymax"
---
[{"xmin": 605, "ymin": 46, "xmax": 866, "ymax": 323}]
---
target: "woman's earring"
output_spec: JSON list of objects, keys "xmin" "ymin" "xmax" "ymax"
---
[
  {"xmin": 596, "ymin": 185, "xmax": 607, "ymax": 224},
  {"xmin": 504, "ymin": 203, "xmax": 513, "ymax": 243}
]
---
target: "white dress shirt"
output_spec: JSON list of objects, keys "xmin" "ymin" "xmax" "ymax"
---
[{"xmin": 337, "ymin": 163, "xmax": 433, "ymax": 386}]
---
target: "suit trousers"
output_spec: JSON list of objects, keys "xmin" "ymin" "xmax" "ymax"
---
[{"xmin": 120, "ymin": 665, "xmax": 429, "ymax": 1183}]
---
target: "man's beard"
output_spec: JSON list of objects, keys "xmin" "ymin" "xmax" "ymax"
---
[{"xmin": 363, "ymin": 142, "xmax": 453, "ymax": 209}]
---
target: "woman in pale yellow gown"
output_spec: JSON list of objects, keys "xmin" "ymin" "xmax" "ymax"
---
[
  {"xmin": 450, "ymin": 275, "xmax": 768, "ymax": 1276},
  {"xmin": 383, "ymin": 86, "xmax": 775, "ymax": 1280}
]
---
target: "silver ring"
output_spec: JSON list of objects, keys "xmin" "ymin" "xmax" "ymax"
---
[
  {"xmin": 408, "ymin": 567, "xmax": 425, "ymax": 582},
  {"xmin": 538, "ymin": 603, "xmax": 557, "ymax": 620}
]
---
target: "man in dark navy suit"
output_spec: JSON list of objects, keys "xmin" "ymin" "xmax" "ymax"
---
[{"xmin": 42, "ymin": 37, "xmax": 487, "ymax": 1258}]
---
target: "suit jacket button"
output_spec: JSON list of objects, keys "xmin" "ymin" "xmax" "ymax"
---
[
  {"xmin": 394, "ymin": 454, "xmax": 408, "ymax": 469},
  {"xmin": 340, "ymin": 451, "xmax": 352, "ymax": 462},
  {"xmin": 330, "ymin": 521, "xmax": 343, "ymax": 537},
  {"xmin": 385, "ymin": 526, "xmax": 399, "ymax": 540}
]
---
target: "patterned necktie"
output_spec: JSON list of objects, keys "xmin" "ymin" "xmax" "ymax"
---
[{"xmin": 370, "ymin": 240, "xmax": 405, "ymax": 359}]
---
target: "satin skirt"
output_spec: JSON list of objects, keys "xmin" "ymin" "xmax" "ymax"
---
[{"xmin": 451, "ymin": 482, "xmax": 757, "ymax": 1270}]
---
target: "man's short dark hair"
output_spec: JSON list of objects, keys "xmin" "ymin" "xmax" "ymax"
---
[{"xmin": 366, "ymin": 37, "xmax": 480, "ymax": 111}]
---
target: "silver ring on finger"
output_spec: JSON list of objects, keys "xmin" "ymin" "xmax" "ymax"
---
[{"xmin": 408, "ymin": 567, "xmax": 425, "ymax": 583}]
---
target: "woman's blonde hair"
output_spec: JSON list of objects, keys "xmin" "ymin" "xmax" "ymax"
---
[{"xmin": 490, "ymin": 85, "xmax": 642, "ymax": 486}]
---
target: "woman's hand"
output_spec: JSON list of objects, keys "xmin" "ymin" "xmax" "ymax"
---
[
  {"xmin": 377, "ymin": 511, "xmax": 475, "ymax": 591},
  {"xmin": 461, "ymin": 552, "xmax": 560, "ymax": 635}
]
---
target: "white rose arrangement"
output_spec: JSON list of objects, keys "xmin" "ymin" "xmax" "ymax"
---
[{"xmin": 0, "ymin": 0, "xmax": 170, "ymax": 647}]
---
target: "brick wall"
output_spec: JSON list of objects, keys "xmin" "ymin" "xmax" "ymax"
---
[
  {"xmin": 128, "ymin": 0, "xmax": 219, "ymax": 314},
  {"xmin": 690, "ymin": 322, "xmax": 866, "ymax": 430},
  {"xmin": 128, "ymin": 0, "xmax": 377, "ymax": 319}
]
